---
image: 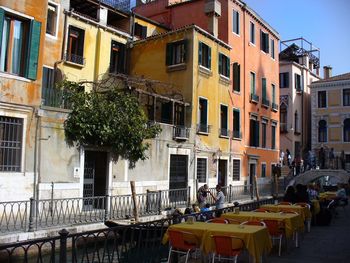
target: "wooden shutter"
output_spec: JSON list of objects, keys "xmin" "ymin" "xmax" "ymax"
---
[
  {"xmin": 301, "ymin": 74, "xmax": 304, "ymax": 91},
  {"xmin": 182, "ymin": 39, "xmax": 187, "ymax": 63},
  {"xmin": 255, "ymin": 121, "xmax": 260, "ymax": 147},
  {"xmin": 208, "ymin": 46, "xmax": 211, "ymax": 69},
  {"xmin": 285, "ymin": 73, "xmax": 289, "ymax": 87},
  {"xmin": 260, "ymin": 30, "xmax": 263, "ymax": 50},
  {"xmin": 265, "ymin": 34, "xmax": 269, "ymax": 53},
  {"xmin": 262, "ymin": 78, "xmax": 266, "ymax": 99},
  {"xmin": 233, "ymin": 63, "xmax": 240, "ymax": 92},
  {"xmin": 226, "ymin": 56, "xmax": 230, "ymax": 77},
  {"xmin": 166, "ymin": 43, "xmax": 172, "ymax": 65},
  {"xmin": 218, "ymin": 53, "xmax": 222, "ymax": 75},
  {"xmin": 26, "ymin": 20, "xmax": 41, "ymax": 80},
  {"xmin": 198, "ymin": 42, "xmax": 202, "ymax": 66},
  {"xmin": 0, "ymin": 8, "xmax": 4, "ymax": 47}
]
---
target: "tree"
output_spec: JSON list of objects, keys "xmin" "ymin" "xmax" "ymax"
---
[{"xmin": 62, "ymin": 80, "xmax": 161, "ymax": 168}]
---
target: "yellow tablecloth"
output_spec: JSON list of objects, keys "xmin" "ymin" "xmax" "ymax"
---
[
  {"xmin": 319, "ymin": 192, "xmax": 337, "ymax": 201},
  {"xmin": 311, "ymin": 200, "xmax": 320, "ymax": 215},
  {"xmin": 260, "ymin": 204, "xmax": 312, "ymax": 221},
  {"xmin": 162, "ymin": 222, "xmax": 272, "ymax": 262},
  {"xmin": 223, "ymin": 211, "xmax": 304, "ymax": 238}
]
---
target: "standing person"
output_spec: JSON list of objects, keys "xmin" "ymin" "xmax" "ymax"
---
[
  {"xmin": 197, "ymin": 184, "xmax": 209, "ymax": 208},
  {"xmin": 286, "ymin": 149, "xmax": 291, "ymax": 167},
  {"xmin": 209, "ymin": 185, "xmax": 225, "ymax": 210},
  {"xmin": 280, "ymin": 150, "xmax": 285, "ymax": 166}
]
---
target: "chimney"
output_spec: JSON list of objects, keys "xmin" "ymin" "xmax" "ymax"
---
[
  {"xmin": 204, "ymin": 0, "xmax": 221, "ymax": 38},
  {"xmin": 323, "ymin": 66, "xmax": 332, "ymax": 79}
]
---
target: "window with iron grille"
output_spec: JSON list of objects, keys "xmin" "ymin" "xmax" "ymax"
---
[
  {"xmin": 196, "ymin": 158, "xmax": 207, "ymax": 183},
  {"xmin": 232, "ymin": 159, "xmax": 240, "ymax": 181},
  {"xmin": 0, "ymin": 116, "xmax": 23, "ymax": 172}
]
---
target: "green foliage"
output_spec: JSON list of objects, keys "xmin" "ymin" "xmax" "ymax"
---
[{"xmin": 62, "ymin": 81, "xmax": 161, "ymax": 168}]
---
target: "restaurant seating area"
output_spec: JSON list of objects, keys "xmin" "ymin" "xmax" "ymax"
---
[{"xmin": 163, "ymin": 194, "xmax": 349, "ymax": 263}]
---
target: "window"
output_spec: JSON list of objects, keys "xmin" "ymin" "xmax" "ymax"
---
[
  {"xmin": 260, "ymin": 30, "xmax": 269, "ymax": 53},
  {"xmin": 270, "ymin": 39, "xmax": 275, "ymax": 59},
  {"xmin": 232, "ymin": 159, "xmax": 240, "ymax": 181},
  {"xmin": 294, "ymin": 111, "xmax": 299, "ymax": 133},
  {"xmin": 250, "ymin": 72, "xmax": 256, "ymax": 94},
  {"xmin": 233, "ymin": 109, "xmax": 240, "ymax": 138},
  {"xmin": 343, "ymin": 89, "xmax": 350, "ymax": 106},
  {"xmin": 46, "ymin": 2, "xmax": 58, "ymax": 37},
  {"xmin": 344, "ymin": 119, "xmax": 350, "ymax": 142},
  {"xmin": 271, "ymin": 164, "xmax": 276, "ymax": 177},
  {"xmin": 295, "ymin": 73, "xmax": 303, "ymax": 91},
  {"xmin": 0, "ymin": 9, "xmax": 41, "ymax": 79},
  {"xmin": 196, "ymin": 158, "xmax": 207, "ymax": 183},
  {"xmin": 262, "ymin": 78, "xmax": 269, "ymax": 106},
  {"xmin": 66, "ymin": 26, "xmax": 85, "ymax": 65},
  {"xmin": 198, "ymin": 42, "xmax": 211, "ymax": 69},
  {"xmin": 250, "ymin": 117, "xmax": 259, "ymax": 147},
  {"xmin": 279, "ymin": 72, "xmax": 289, "ymax": 88},
  {"xmin": 198, "ymin": 98, "xmax": 208, "ymax": 133},
  {"xmin": 110, "ymin": 41, "xmax": 126, "ymax": 74},
  {"xmin": 318, "ymin": 91, "xmax": 327, "ymax": 108},
  {"xmin": 134, "ymin": 23, "xmax": 147, "ymax": 38},
  {"xmin": 232, "ymin": 63, "xmax": 240, "ymax": 92},
  {"xmin": 318, "ymin": 120, "xmax": 327, "ymax": 142},
  {"xmin": 272, "ymin": 84, "xmax": 276, "ymax": 104},
  {"xmin": 250, "ymin": 22, "xmax": 255, "ymax": 44},
  {"xmin": 166, "ymin": 40, "xmax": 187, "ymax": 66},
  {"xmin": 261, "ymin": 163, "xmax": 266, "ymax": 178},
  {"xmin": 232, "ymin": 10, "xmax": 240, "ymax": 35},
  {"xmin": 262, "ymin": 121, "xmax": 267, "ymax": 148},
  {"xmin": 219, "ymin": 53, "xmax": 230, "ymax": 77},
  {"xmin": 220, "ymin": 105, "xmax": 228, "ymax": 137},
  {"xmin": 280, "ymin": 104, "xmax": 287, "ymax": 132},
  {"xmin": 0, "ymin": 116, "xmax": 23, "ymax": 172},
  {"xmin": 271, "ymin": 123, "xmax": 276, "ymax": 149}
]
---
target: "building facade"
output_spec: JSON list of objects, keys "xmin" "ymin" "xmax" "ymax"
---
[
  {"xmin": 310, "ymin": 71, "xmax": 350, "ymax": 170},
  {"xmin": 279, "ymin": 38, "xmax": 321, "ymax": 161},
  {"xmin": 134, "ymin": 0, "xmax": 280, "ymax": 186}
]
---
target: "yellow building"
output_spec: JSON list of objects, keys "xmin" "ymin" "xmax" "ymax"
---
[{"xmin": 311, "ymin": 70, "xmax": 350, "ymax": 170}]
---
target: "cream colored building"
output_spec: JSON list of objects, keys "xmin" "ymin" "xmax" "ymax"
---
[{"xmin": 310, "ymin": 71, "xmax": 350, "ymax": 169}]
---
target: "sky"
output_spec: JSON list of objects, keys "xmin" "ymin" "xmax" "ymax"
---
[{"xmin": 244, "ymin": 0, "xmax": 350, "ymax": 77}]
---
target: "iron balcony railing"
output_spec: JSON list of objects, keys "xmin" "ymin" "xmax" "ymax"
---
[
  {"xmin": 172, "ymin": 126, "xmax": 190, "ymax": 140},
  {"xmin": 219, "ymin": 128, "xmax": 230, "ymax": 137},
  {"xmin": 0, "ymin": 198, "xmax": 278, "ymax": 263},
  {"xmin": 197, "ymin": 124, "xmax": 211, "ymax": 134},
  {"xmin": 63, "ymin": 52, "xmax": 86, "ymax": 66},
  {"xmin": 262, "ymin": 98, "xmax": 270, "ymax": 107},
  {"xmin": 272, "ymin": 102, "xmax": 279, "ymax": 111},
  {"xmin": 41, "ymin": 87, "xmax": 72, "ymax": 109},
  {"xmin": 250, "ymin": 93, "xmax": 260, "ymax": 103},
  {"xmin": 232, "ymin": 130, "xmax": 242, "ymax": 139}
]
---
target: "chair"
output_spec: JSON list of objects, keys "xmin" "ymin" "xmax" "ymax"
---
[
  {"xmin": 295, "ymin": 202, "xmax": 311, "ymax": 209},
  {"xmin": 295, "ymin": 202, "xmax": 311, "ymax": 232},
  {"xmin": 279, "ymin": 202, "xmax": 292, "ymax": 205},
  {"xmin": 263, "ymin": 220, "xmax": 285, "ymax": 256},
  {"xmin": 167, "ymin": 230, "xmax": 199, "ymax": 263},
  {"xmin": 240, "ymin": 220, "xmax": 266, "ymax": 227},
  {"xmin": 279, "ymin": 210, "xmax": 299, "ymax": 247},
  {"xmin": 211, "ymin": 235, "xmax": 245, "ymax": 263},
  {"xmin": 225, "ymin": 218, "xmax": 241, "ymax": 224},
  {"xmin": 206, "ymin": 218, "xmax": 229, "ymax": 224},
  {"xmin": 253, "ymin": 208, "xmax": 270, "ymax": 213}
]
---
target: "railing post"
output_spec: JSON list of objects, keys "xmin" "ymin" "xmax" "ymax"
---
[
  {"xmin": 228, "ymin": 184, "xmax": 232, "ymax": 203},
  {"xmin": 158, "ymin": 190, "xmax": 162, "ymax": 215},
  {"xmin": 28, "ymin": 197, "xmax": 35, "ymax": 232},
  {"xmin": 187, "ymin": 186, "xmax": 191, "ymax": 207},
  {"xmin": 59, "ymin": 229, "xmax": 69, "ymax": 263},
  {"xmin": 146, "ymin": 189, "xmax": 150, "ymax": 213},
  {"xmin": 104, "ymin": 194, "xmax": 109, "ymax": 221}
]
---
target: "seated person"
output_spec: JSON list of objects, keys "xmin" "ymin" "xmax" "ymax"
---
[
  {"xmin": 200, "ymin": 203, "xmax": 211, "ymax": 213},
  {"xmin": 295, "ymin": 184, "xmax": 310, "ymax": 203},
  {"xmin": 283, "ymin": 186, "xmax": 297, "ymax": 203},
  {"xmin": 336, "ymin": 184, "xmax": 347, "ymax": 200}
]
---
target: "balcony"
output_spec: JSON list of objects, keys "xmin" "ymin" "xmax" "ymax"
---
[
  {"xmin": 173, "ymin": 126, "xmax": 190, "ymax": 141},
  {"xmin": 232, "ymin": 130, "xmax": 242, "ymax": 139},
  {"xmin": 250, "ymin": 93, "xmax": 259, "ymax": 103},
  {"xmin": 280, "ymin": 123, "xmax": 288, "ymax": 133},
  {"xmin": 197, "ymin": 124, "xmax": 211, "ymax": 134},
  {"xmin": 64, "ymin": 52, "xmax": 86, "ymax": 66},
  {"xmin": 41, "ymin": 88, "xmax": 72, "ymax": 109},
  {"xmin": 262, "ymin": 98, "xmax": 270, "ymax": 108},
  {"xmin": 219, "ymin": 128, "xmax": 230, "ymax": 138},
  {"xmin": 271, "ymin": 102, "xmax": 279, "ymax": 112}
]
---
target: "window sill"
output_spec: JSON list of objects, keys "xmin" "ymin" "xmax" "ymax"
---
[
  {"xmin": 219, "ymin": 135, "xmax": 230, "ymax": 139},
  {"xmin": 166, "ymin": 63, "xmax": 186, "ymax": 72},
  {"xmin": 249, "ymin": 42, "xmax": 256, "ymax": 47},
  {"xmin": 198, "ymin": 65, "xmax": 212, "ymax": 77},
  {"xmin": 40, "ymin": 105, "xmax": 71, "ymax": 114},
  {"xmin": 219, "ymin": 75, "xmax": 230, "ymax": 85},
  {"xmin": 64, "ymin": 60, "xmax": 85, "ymax": 68},
  {"xmin": 0, "ymin": 72, "xmax": 31, "ymax": 82},
  {"xmin": 232, "ymin": 31, "xmax": 240, "ymax": 37},
  {"xmin": 262, "ymin": 103, "xmax": 270, "ymax": 109},
  {"xmin": 232, "ymin": 137, "xmax": 242, "ymax": 141},
  {"xmin": 197, "ymin": 131, "xmax": 210, "ymax": 136},
  {"xmin": 45, "ymin": 33, "xmax": 58, "ymax": 40},
  {"xmin": 233, "ymin": 90, "xmax": 241, "ymax": 95}
]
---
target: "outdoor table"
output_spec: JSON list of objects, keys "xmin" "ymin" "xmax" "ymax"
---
[
  {"xmin": 223, "ymin": 211, "xmax": 304, "ymax": 238},
  {"xmin": 319, "ymin": 191, "xmax": 337, "ymax": 201},
  {"xmin": 162, "ymin": 222, "xmax": 272, "ymax": 262},
  {"xmin": 260, "ymin": 204, "xmax": 312, "ymax": 221}
]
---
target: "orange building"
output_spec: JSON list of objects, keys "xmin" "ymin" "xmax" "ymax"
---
[{"xmin": 135, "ymin": 0, "xmax": 280, "ymax": 185}]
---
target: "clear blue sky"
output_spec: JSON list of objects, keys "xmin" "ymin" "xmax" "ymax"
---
[{"xmin": 244, "ymin": 0, "xmax": 350, "ymax": 77}]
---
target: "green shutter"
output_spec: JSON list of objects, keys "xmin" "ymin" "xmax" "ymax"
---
[
  {"xmin": 218, "ymin": 53, "xmax": 222, "ymax": 75},
  {"xmin": 0, "ymin": 8, "xmax": 4, "ymax": 48},
  {"xmin": 262, "ymin": 78, "xmax": 266, "ymax": 99},
  {"xmin": 226, "ymin": 56, "xmax": 230, "ymax": 77},
  {"xmin": 198, "ymin": 42, "xmax": 202, "ymax": 66},
  {"xmin": 265, "ymin": 34, "xmax": 269, "ymax": 53},
  {"xmin": 26, "ymin": 20, "xmax": 41, "ymax": 80},
  {"xmin": 208, "ymin": 46, "xmax": 211, "ymax": 69},
  {"xmin": 166, "ymin": 43, "xmax": 172, "ymax": 65},
  {"xmin": 256, "ymin": 121, "xmax": 260, "ymax": 147},
  {"xmin": 233, "ymin": 63, "xmax": 240, "ymax": 92},
  {"xmin": 260, "ymin": 30, "xmax": 263, "ymax": 50},
  {"xmin": 272, "ymin": 84, "xmax": 275, "ymax": 103}
]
